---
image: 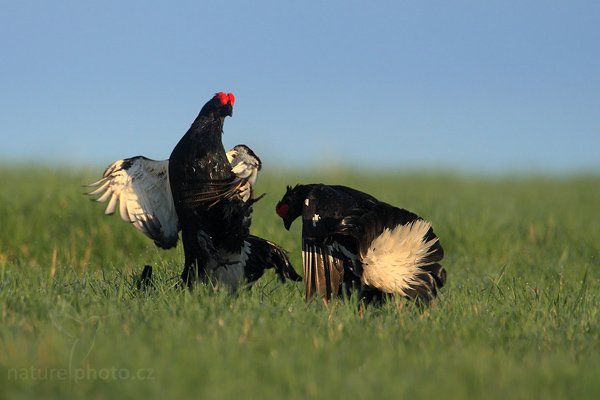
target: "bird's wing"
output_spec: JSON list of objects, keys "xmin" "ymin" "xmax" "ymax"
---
[
  {"xmin": 302, "ymin": 237, "xmax": 347, "ymax": 302},
  {"xmin": 243, "ymin": 235, "xmax": 302, "ymax": 284},
  {"xmin": 185, "ymin": 145, "xmax": 263, "ymax": 206},
  {"xmin": 226, "ymin": 145, "xmax": 261, "ymax": 185},
  {"xmin": 300, "ymin": 191, "xmax": 358, "ymax": 302},
  {"xmin": 225, "ymin": 145, "xmax": 262, "ymax": 202},
  {"xmin": 85, "ymin": 156, "xmax": 179, "ymax": 249},
  {"xmin": 179, "ymin": 178, "xmax": 247, "ymax": 207}
]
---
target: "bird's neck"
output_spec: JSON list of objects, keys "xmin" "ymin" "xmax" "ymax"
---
[{"xmin": 187, "ymin": 115, "xmax": 224, "ymax": 139}]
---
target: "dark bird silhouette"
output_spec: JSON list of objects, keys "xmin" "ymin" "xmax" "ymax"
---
[
  {"xmin": 86, "ymin": 93, "xmax": 300, "ymax": 290},
  {"xmin": 276, "ymin": 184, "xmax": 446, "ymax": 305},
  {"xmin": 135, "ymin": 265, "xmax": 154, "ymax": 290}
]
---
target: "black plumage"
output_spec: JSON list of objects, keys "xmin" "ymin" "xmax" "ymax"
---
[
  {"xmin": 169, "ymin": 94, "xmax": 244, "ymax": 286},
  {"xmin": 276, "ymin": 184, "xmax": 446, "ymax": 305},
  {"xmin": 244, "ymin": 235, "xmax": 302, "ymax": 284},
  {"xmin": 87, "ymin": 92, "xmax": 300, "ymax": 291}
]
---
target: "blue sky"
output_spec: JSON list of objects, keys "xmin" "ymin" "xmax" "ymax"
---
[{"xmin": 1, "ymin": 0, "xmax": 599, "ymax": 173}]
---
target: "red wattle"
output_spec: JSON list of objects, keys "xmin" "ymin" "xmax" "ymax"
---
[{"xmin": 276, "ymin": 203, "xmax": 289, "ymax": 218}]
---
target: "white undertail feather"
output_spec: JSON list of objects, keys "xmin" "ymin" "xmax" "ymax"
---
[{"xmin": 360, "ymin": 219, "xmax": 439, "ymax": 295}]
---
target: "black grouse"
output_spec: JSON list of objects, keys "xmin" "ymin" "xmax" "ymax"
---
[
  {"xmin": 275, "ymin": 184, "xmax": 446, "ymax": 304},
  {"xmin": 87, "ymin": 92, "xmax": 300, "ymax": 290}
]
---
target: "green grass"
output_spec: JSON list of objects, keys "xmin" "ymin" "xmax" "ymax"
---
[{"xmin": 1, "ymin": 166, "xmax": 599, "ymax": 399}]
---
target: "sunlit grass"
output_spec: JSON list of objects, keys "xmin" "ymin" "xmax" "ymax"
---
[{"xmin": 1, "ymin": 166, "xmax": 599, "ymax": 399}]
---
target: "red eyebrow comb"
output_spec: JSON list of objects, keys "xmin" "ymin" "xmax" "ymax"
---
[
  {"xmin": 215, "ymin": 92, "xmax": 229, "ymax": 105},
  {"xmin": 215, "ymin": 92, "xmax": 235, "ymax": 106}
]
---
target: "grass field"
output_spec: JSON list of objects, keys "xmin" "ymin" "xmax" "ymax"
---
[{"xmin": 1, "ymin": 166, "xmax": 599, "ymax": 399}]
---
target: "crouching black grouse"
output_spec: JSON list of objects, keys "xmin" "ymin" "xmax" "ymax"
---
[
  {"xmin": 275, "ymin": 184, "xmax": 446, "ymax": 305},
  {"xmin": 86, "ymin": 92, "xmax": 300, "ymax": 290}
]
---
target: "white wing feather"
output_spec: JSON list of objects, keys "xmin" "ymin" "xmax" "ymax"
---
[
  {"xmin": 226, "ymin": 145, "xmax": 262, "ymax": 202},
  {"xmin": 86, "ymin": 156, "xmax": 179, "ymax": 249},
  {"xmin": 87, "ymin": 146, "xmax": 260, "ymax": 247}
]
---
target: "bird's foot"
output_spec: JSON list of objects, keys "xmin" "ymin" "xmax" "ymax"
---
[{"xmin": 135, "ymin": 265, "xmax": 154, "ymax": 290}]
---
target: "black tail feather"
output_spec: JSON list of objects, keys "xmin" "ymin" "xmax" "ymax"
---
[{"xmin": 244, "ymin": 235, "xmax": 302, "ymax": 284}]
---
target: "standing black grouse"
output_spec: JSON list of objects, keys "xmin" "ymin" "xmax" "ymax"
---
[
  {"xmin": 275, "ymin": 184, "xmax": 446, "ymax": 305},
  {"xmin": 86, "ymin": 92, "xmax": 300, "ymax": 290}
]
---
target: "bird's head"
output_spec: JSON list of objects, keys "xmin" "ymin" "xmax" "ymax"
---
[
  {"xmin": 198, "ymin": 92, "xmax": 235, "ymax": 119},
  {"xmin": 275, "ymin": 185, "xmax": 303, "ymax": 230}
]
